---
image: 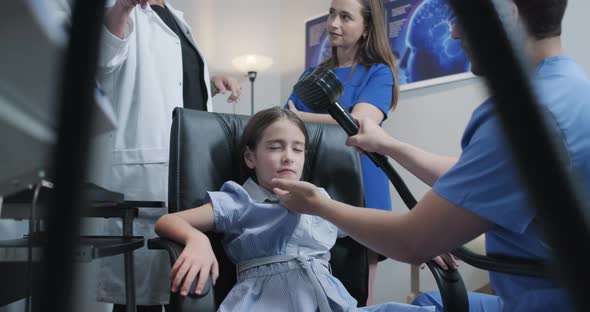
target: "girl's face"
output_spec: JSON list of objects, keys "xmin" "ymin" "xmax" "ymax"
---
[
  {"xmin": 327, "ymin": 0, "xmax": 367, "ymax": 50},
  {"xmin": 244, "ymin": 119, "xmax": 306, "ymax": 191}
]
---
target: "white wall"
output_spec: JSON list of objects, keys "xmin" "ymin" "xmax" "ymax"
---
[
  {"xmin": 279, "ymin": 1, "xmax": 331, "ymax": 103},
  {"xmin": 175, "ymin": 0, "xmax": 283, "ymax": 116},
  {"xmin": 562, "ymin": 0, "xmax": 590, "ymax": 73}
]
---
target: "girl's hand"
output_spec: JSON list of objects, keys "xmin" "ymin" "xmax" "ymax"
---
[{"xmin": 169, "ymin": 233, "xmax": 219, "ymax": 296}]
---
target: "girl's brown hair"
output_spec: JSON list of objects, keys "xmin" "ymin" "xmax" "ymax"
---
[{"xmin": 240, "ymin": 107, "xmax": 309, "ymax": 175}]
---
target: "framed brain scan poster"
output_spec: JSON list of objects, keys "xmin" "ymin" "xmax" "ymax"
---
[{"xmin": 305, "ymin": 13, "xmax": 331, "ymax": 69}]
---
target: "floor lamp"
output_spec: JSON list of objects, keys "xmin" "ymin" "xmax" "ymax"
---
[{"xmin": 232, "ymin": 54, "xmax": 273, "ymax": 115}]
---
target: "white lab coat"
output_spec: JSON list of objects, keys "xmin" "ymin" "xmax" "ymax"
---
[{"xmin": 95, "ymin": 2, "xmax": 213, "ymax": 305}]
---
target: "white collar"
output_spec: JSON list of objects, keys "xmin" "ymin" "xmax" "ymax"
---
[{"xmin": 242, "ymin": 178, "xmax": 280, "ymax": 203}]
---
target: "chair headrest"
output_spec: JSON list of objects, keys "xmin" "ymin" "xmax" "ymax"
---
[{"xmin": 168, "ymin": 108, "xmax": 364, "ymax": 212}]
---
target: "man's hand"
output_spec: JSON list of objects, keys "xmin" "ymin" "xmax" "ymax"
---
[
  {"xmin": 272, "ymin": 178, "xmax": 328, "ymax": 216},
  {"xmin": 422, "ymin": 253, "xmax": 460, "ymax": 271},
  {"xmin": 211, "ymin": 75, "xmax": 241, "ymax": 102},
  {"xmin": 346, "ymin": 117, "xmax": 393, "ymax": 155}
]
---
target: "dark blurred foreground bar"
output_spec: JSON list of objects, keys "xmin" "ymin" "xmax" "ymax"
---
[{"xmin": 447, "ymin": 0, "xmax": 590, "ymax": 310}]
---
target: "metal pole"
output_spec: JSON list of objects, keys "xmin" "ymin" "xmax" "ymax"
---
[
  {"xmin": 248, "ymin": 71, "xmax": 257, "ymax": 115},
  {"xmin": 123, "ymin": 208, "xmax": 136, "ymax": 312}
]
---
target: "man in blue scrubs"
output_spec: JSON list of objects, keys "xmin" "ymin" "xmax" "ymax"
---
[{"xmin": 271, "ymin": 0, "xmax": 589, "ymax": 311}]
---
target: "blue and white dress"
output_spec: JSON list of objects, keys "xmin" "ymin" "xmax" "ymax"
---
[{"xmin": 207, "ymin": 178, "xmax": 433, "ymax": 312}]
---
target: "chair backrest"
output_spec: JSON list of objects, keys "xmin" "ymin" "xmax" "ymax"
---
[{"xmin": 168, "ymin": 108, "xmax": 368, "ymax": 306}]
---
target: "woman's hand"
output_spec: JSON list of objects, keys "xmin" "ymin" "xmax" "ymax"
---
[
  {"xmin": 272, "ymin": 178, "xmax": 328, "ymax": 216},
  {"xmin": 287, "ymin": 100, "xmax": 304, "ymax": 118},
  {"xmin": 211, "ymin": 75, "xmax": 241, "ymax": 102},
  {"xmin": 116, "ymin": 0, "xmax": 148, "ymax": 10},
  {"xmin": 106, "ymin": 0, "xmax": 148, "ymax": 39},
  {"xmin": 169, "ymin": 233, "xmax": 219, "ymax": 296}
]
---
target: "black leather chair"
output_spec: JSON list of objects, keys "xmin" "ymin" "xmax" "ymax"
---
[{"xmin": 148, "ymin": 108, "xmax": 467, "ymax": 311}]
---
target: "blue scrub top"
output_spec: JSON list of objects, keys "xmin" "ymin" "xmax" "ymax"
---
[
  {"xmin": 434, "ymin": 56, "xmax": 590, "ymax": 311},
  {"xmin": 287, "ymin": 64, "xmax": 394, "ymax": 210}
]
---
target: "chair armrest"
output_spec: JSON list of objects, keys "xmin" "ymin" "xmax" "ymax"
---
[
  {"xmin": 330, "ymin": 237, "xmax": 368, "ymax": 306},
  {"xmin": 147, "ymin": 237, "xmax": 216, "ymax": 312},
  {"xmin": 120, "ymin": 200, "xmax": 166, "ymax": 208},
  {"xmin": 426, "ymin": 260, "xmax": 468, "ymax": 312},
  {"xmin": 83, "ymin": 201, "xmax": 164, "ymax": 220},
  {"xmin": 452, "ymin": 246, "xmax": 550, "ymax": 278}
]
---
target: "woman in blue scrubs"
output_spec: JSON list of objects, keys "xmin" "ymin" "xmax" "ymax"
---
[
  {"xmin": 286, "ymin": 0, "xmax": 399, "ymax": 304},
  {"xmin": 274, "ymin": 0, "xmax": 587, "ymax": 310}
]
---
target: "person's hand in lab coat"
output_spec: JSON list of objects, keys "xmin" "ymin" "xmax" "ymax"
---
[
  {"xmin": 211, "ymin": 75, "xmax": 242, "ymax": 103},
  {"xmin": 105, "ymin": 0, "xmax": 151, "ymax": 39}
]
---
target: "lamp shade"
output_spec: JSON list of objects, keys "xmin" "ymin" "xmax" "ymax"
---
[{"xmin": 232, "ymin": 54, "xmax": 273, "ymax": 73}]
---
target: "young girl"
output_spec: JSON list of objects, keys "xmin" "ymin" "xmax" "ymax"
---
[
  {"xmin": 154, "ymin": 107, "xmax": 433, "ymax": 312},
  {"xmin": 286, "ymin": 0, "xmax": 400, "ymax": 303}
]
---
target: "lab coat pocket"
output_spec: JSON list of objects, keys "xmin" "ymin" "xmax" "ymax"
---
[
  {"xmin": 111, "ymin": 148, "xmax": 169, "ymax": 203},
  {"xmin": 112, "ymin": 148, "xmax": 168, "ymax": 165}
]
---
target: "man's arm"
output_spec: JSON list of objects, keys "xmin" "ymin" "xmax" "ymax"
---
[
  {"xmin": 323, "ymin": 190, "xmax": 493, "ymax": 263},
  {"xmin": 381, "ymin": 139, "xmax": 458, "ymax": 186},
  {"xmin": 347, "ymin": 118, "xmax": 457, "ymax": 186},
  {"xmin": 273, "ymin": 179, "xmax": 493, "ymax": 264}
]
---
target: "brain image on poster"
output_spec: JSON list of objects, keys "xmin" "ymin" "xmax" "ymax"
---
[
  {"xmin": 386, "ymin": 0, "xmax": 470, "ymax": 84},
  {"xmin": 305, "ymin": 14, "xmax": 332, "ymax": 69}
]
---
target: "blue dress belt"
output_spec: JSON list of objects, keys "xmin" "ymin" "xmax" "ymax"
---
[{"xmin": 237, "ymin": 255, "xmax": 332, "ymax": 312}]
